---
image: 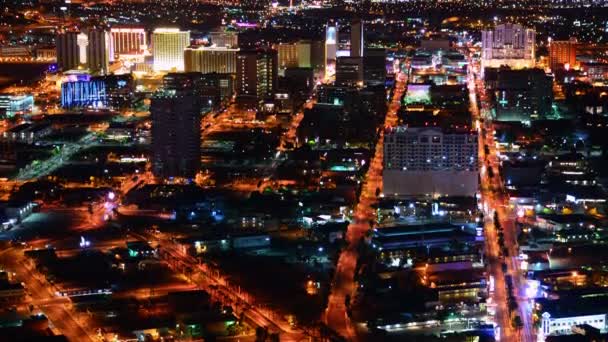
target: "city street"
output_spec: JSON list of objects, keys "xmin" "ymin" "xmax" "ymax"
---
[
  {"xmin": 469, "ymin": 55, "xmax": 535, "ymax": 341},
  {"xmin": 325, "ymin": 72, "xmax": 406, "ymax": 339},
  {"xmin": 0, "ymin": 246, "xmax": 95, "ymax": 342}
]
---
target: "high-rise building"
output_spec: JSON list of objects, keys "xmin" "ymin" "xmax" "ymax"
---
[
  {"xmin": 297, "ymin": 41, "xmax": 312, "ymax": 68},
  {"xmin": 163, "ymin": 72, "xmax": 234, "ymax": 109},
  {"xmin": 152, "ymin": 28, "xmax": 190, "ymax": 72},
  {"xmin": 276, "ymin": 43, "xmax": 298, "ymax": 71},
  {"xmin": 236, "ymin": 49, "xmax": 278, "ymax": 108},
  {"xmin": 275, "ymin": 41, "xmax": 312, "ymax": 72},
  {"xmin": 311, "ymin": 40, "xmax": 326, "ymax": 74},
  {"xmin": 151, "ymin": 90, "xmax": 201, "ymax": 179},
  {"xmin": 335, "ymin": 56, "xmax": 363, "ymax": 86},
  {"xmin": 481, "ymin": 23, "xmax": 535, "ymax": 71},
  {"xmin": 492, "ymin": 68, "xmax": 553, "ymax": 122},
  {"xmin": 383, "ymin": 126, "xmax": 479, "ymax": 197},
  {"xmin": 56, "ymin": 31, "xmax": 80, "ymax": 71},
  {"xmin": 110, "ymin": 27, "xmax": 147, "ymax": 58},
  {"xmin": 363, "ymin": 48, "xmax": 387, "ymax": 86},
  {"xmin": 184, "ymin": 46, "xmax": 238, "ymax": 74},
  {"xmin": 549, "ymin": 38, "xmax": 578, "ymax": 71},
  {"xmin": 325, "ymin": 22, "xmax": 338, "ymax": 72},
  {"xmin": 86, "ymin": 28, "xmax": 111, "ymax": 75},
  {"xmin": 350, "ymin": 19, "xmax": 364, "ymax": 58}
]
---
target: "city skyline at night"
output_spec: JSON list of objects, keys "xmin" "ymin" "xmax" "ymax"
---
[{"xmin": 1, "ymin": 1, "xmax": 608, "ymax": 341}]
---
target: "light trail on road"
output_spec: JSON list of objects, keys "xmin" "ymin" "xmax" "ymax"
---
[{"xmin": 469, "ymin": 54, "xmax": 535, "ymax": 342}]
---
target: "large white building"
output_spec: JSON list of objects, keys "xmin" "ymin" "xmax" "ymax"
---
[
  {"xmin": 481, "ymin": 23, "xmax": 535, "ymax": 70},
  {"xmin": 184, "ymin": 46, "xmax": 239, "ymax": 74},
  {"xmin": 383, "ymin": 127, "xmax": 478, "ymax": 197},
  {"xmin": 152, "ymin": 28, "xmax": 190, "ymax": 72},
  {"xmin": 540, "ymin": 311, "xmax": 606, "ymax": 338}
]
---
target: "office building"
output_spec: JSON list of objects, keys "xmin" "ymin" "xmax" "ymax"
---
[
  {"xmin": 184, "ymin": 46, "xmax": 238, "ymax": 74},
  {"xmin": 350, "ymin": 19, "xmax": 364, "ymax": 58},
  {"xmin": 151, "ymin": 91, "xmax": 201, "ymax": 179},
  {"xmin": 335, "ymin": 56, "xmax": 363, "ymax": 86},
  {"xmin": 364, "ymin": 48, "xmax": 387, "ymax": 86},
  {"xmin": 311, "ymin": 40, "xmax": 326, "ymax": 74},
  {"xmin": 208, "ymin": 29, "xmax": 238, "ymax": 48},
  {"xmin": 549, "ymin": 38, "xmax": 578, "ymax": 71},
  {"xmin": 383, "ymin": 126, "xmax": 478, "ymax": 197},
  {"xmin": 152, "ymin": 28, "xmax": 190, "ymax": 72},
  {"xmin": 163, "ymin": 72, "xmax": 234, "ymax": 109},
  {"xmin": 481, "ymin": 23, "xmax": 536, "ymax": 70},
  {"xmin": 236, "ymin": 49, "xmax": 278, "ymax": 109},
  {"xmin": 0, "ymin": 94, "xmax": 34, "ymax": 118},
  {"xmin": 86, "ymin": 28, "xmax": 111, "ymax": 75},
  {"xmin": 56, "ymin": 31, "xmax": 80, "ymax": 71},
  {"xmin": 110, "ymin": 27, "xmax": 147, "ymax": 58},
  {"xmin": 493, "ymin": 68, "xmax": 553, "ymax": 122}
]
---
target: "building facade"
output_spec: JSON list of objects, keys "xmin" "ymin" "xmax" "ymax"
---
[
  {"xmin": 56, "ymin": 31, "xmax": 80, "ymax": 71},
  {"xmin": 236, "ymin": 49, "xmax": 278, "ymax": 109},
  {"xmin": 493, "ymin": 68, "xmax": 553, "ymax": 122},
  {"xmin": 274, "ymin": 41, "xmax": 313, "ymax": 72},
  {"xmin": 184, "ymin": 46, "xmax": 238, "ymax": 74},
  {"xmin": 163, "ymin": 72, "xmax": 234, "ymax": 109},
  {"xmin": 335, "ymin": 56, "xmax": 363, "ymax": 86},
  {"xmin": 61, "ymin": 74, "xmax": 134, "ymax": 109},
  {"xmin": 481, "ymin": 23, "xmax": 536, "ymax": 70},
  {"xmin": 350, "ymin": 19, "xmax": 364, "ymax": 58},
  {"xmin": 151, "ymin": 91, "xmax": 201, "ymax": 179},
  {"xmin": 364, "ymin": 48, "xmax": 387, "ymax": 86},
  {"xmin": 86, "ymin": 28, "xmax": 111, "ymax": 75},
  {"xmin": 383, "ymin": 127, "xmax": 479, "ymax": 197},
  {"xmin": 540, "ymin": 312, "xmax": 606, "ymax": 337},
  {"xmin": 549, "ymin": 38, "xmax": 578, "ymax": 72},
  {"xmin": 325, "ymin": 22, "xmax": 338, "ymax": 73},
  {"xmin": 0, "ymin": 94, "xmax": 34, "ymax": 118},
  {"xmin": 208, "ymin": 30, "xmax": 238, "ymax": 48},
  {"xmin": 152, "ymin": 28, "xmax": 190, "ymax": 72},
  {"xmin": 110, "ymin": 27, "xmax": 147, "ymax": 57}
]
